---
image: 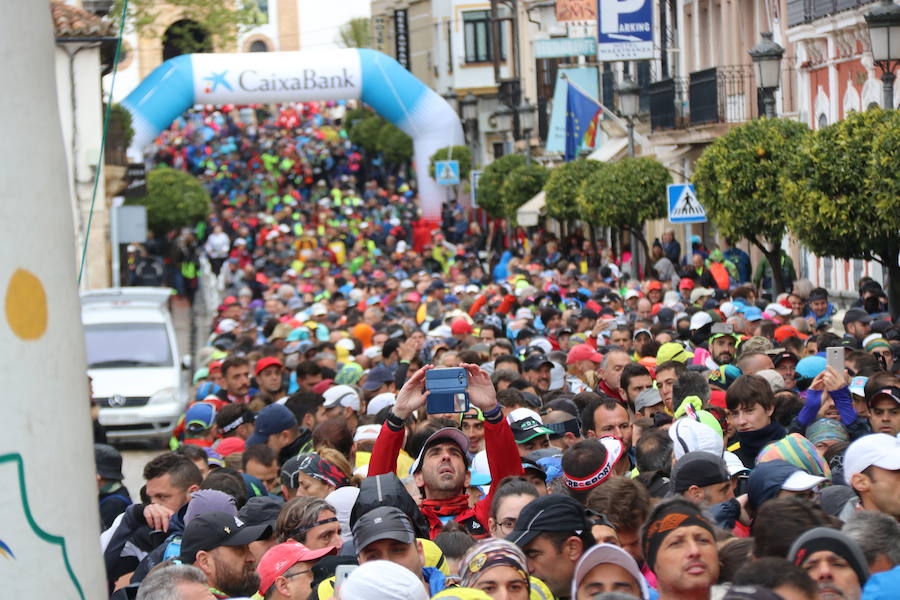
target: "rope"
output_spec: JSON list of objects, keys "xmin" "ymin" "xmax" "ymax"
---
[{"xmin": 77, "ymin": 0, "xmax": 129, "ymax": 286}]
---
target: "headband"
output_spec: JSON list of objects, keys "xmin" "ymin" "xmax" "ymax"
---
[
  {"xmin": 564, "ymin": 462, "xmax": 614, "ymax": 491},
  {"xmin": 459, "ymin": 540, "xmax": 529, "ymax": 590},
  {"xmin": 642, "ymin": 505, "xmax": 715, "ymax": 571},
  {"xmin": 299, "ymin": 454, "xmax": 350, "ymax": 489},
  {"xmin": 290, "ymin": 516, "xmax": 339, "ymax": 540},
  {"xmin": 220, "ymin": 413, "xmax": 250, "ymax": 434}
]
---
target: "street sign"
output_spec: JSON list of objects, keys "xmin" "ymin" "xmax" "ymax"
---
[
  {"xmin": 123, "ymin": 163, "xmax": 147, "ymax": 198},
  {"xmin": 435, "ymin": 160, "xmax": 460, "ymax": 185},
  {"xmin": 667, "ymin": 184, "xmax": 707, "ymax": 223},
  {"xmin": 470, "ymin": 169, "xmax": 482, "ymax": 207},
  {"xmin": 534, "ymin": 37, "xmax": 597, "ymax": 59},
  {"xmin": 115, "ymin": 205, "xmax": 148, "ymax": 244},
  {"xmin": 598, "ymin": 0, "xmax": 654, "ymax": 61}
]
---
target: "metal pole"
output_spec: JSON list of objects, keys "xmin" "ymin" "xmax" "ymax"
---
[
  {"xmin": 763, "ymin": 89, "xmax": 776, "ymax": 118},
  {"xmin": 883, "ymin": 71, "xmax": 896, "ymax": 109},
  {"xmin": 627, "ymin": 118, "xmax": 636, "ymax": 157},
  {"xmin": 111, "ymin": 199, "xmax": 120, "ymax": 287}
]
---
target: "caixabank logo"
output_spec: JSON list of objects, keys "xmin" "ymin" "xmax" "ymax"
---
[{"xmin": 202, "ymin": 67, "xmax": 357, "ymax": 94}]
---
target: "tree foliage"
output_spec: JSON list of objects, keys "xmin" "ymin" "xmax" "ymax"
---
[
  {"xmin": 343, "ymin": 106, "xmax": 374, "ymax": 131},
  {"xmin": 782, "ymin": 108, "xmax": 900, "ymax": 316},
  {"xmin": 578, "ymin": 157, "xmax": 671, "ymax": 255},
  {"xmin": 501, "ymin": 164, "xmax": 549, "ymax": 220},
  {"xmin": 543, "ymin": 159, "xmax": 604, "ymax": 222},
  {"xmin": 129, "ymin": 167, "xmax": 210, "ymax": 236},
  {"xmin": 477, "ymin": 154, "xmax": 527, "ymax": 218},
  {"xmin": 349, "ymin": 115, "xmax": 386, "ymax": 153},
  {"xmin": 338, "ymin": 17, "xmax": 371, "ymax": 48},
  {"xmin": 377, "ymin": 123, "xmax": 414, "ymax": 165},
  {"xmin": 429, "ymin": 146, "xmax": 473, "ymax": 181}
]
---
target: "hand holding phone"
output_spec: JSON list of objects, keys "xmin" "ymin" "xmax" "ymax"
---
[{"xmin": 425, "ymin": 367, "xmax": 469, "ymax": 414}]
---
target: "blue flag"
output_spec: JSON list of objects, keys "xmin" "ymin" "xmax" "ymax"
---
[{"xmin": 565, "ymin": 81, "xmax": 602, "ymax": 161}]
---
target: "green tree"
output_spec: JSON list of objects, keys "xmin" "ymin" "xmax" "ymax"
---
[
  {"xmin": 782, "ymin": 109, "xmax": 900, "ymax": 317},
  {"xmin": 543, "ymin": 159, "xmax": 604, "ymax": 223},
  {"xmin": 343, "ymin": 106, "xmax": 374, "ymax": 131},
  {"xmin": 129, "ymin": 167, "xmax": 210, "ymax": 236},
  {"xmin": 578, "ymin": 157, "xmax": 671, "ymax": 260},
  {"xmin": 693, "ymin": 118, "xmax": 810, "ymax": 294},
  {"xmin": 377, "ymin": 123, "xmax": 413, "ymax": 166},
  {"xmin": 477, "ymin": 154, "xmax": 526, "ymax": 218},
  {"xmin": 429, "ymin": 146, "xmax": 472, "ymax": 181},
  {"xmin": 111, "ymin": 0, "xmax": 259, "ymax": 53},
  {"xmin": 501, "ymin": 164, "xmax": 549, "ymax": 221},
  {"xmin": 338, "ymin": 17, "xmax": 371, "ymax": 48},
  {"xmin": 349, "ymin": 115, "xmax": 386, "ymax": 153}
]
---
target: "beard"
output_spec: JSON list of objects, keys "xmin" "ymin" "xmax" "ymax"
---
[{"xmin": 214, "ymin": 557, "xmax": 261, "ymax": 598}]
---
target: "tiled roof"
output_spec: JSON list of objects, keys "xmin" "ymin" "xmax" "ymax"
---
[{"xmin": 50, "ymin": 0, "xmax": 117, "ymax": 38}]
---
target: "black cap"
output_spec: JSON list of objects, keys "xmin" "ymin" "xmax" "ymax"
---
[
  {"xmin": 238, "ymin": 495, "xmax": 285, "ymax": 529},
  {"xmin": 351, "ymin": 506, "xmax": 415, "ymax": 551},
  {"xmin": 95, "ymin": 443, "xmax": 124, "ymax": 481},
  {"xmin": 511, "ymin": 417, "xmax": 554, "ymax": 443},
  {"xmin": 672, "ymin": 451, "xmax": 730, "ymax": 493},
  {"xmin": 579, "ymin": 309, "xmax": 598, "ymax": 320},
  {"xmin": 522, "ymin": 354, "xmax": 553, "ymax": 372},
  {"xmin": 180, "ymin": 511, "xmax": 272, "ymax": 564},
  {"xmin": 516, "ymin": 328, "xmax": 538, "ymax": 341},
  {"xmin": 843, "ymin": 307, "xmax": 872, "ymax": 327},
  {"xmin": 507, "ymin": 494, "xmax": 591, "ymax": 548},
  {"xmin": 771, "ymin": 351, "xmax": 799, "ymax": 366},
  {"xmin": 521, "ymin": 458, "xmax": 547, "ymax": 482}
]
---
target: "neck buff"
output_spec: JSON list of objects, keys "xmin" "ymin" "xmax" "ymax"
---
[
  {"xmin": 459, "ymin": 538, "xmax": 530, "ymax": 590},
  {"xmin": 642, "ymin": 503, "xmax": 715, "ymax": 571},
  {"xmin": 298, "ymin": 454, "xmax": 350, "ymax": 488}
]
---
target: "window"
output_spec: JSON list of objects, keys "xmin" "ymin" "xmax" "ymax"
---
[
  {"xmin": 464, "ymin": 10, "xmax": 505, "ymax": 63},
  {"xmin": 249, "ymin": 40, "xmax": 269, "ymax": 52},
  {"xmin": 85, "ymin": 323, "xmax": 173, "ymax": 368}
]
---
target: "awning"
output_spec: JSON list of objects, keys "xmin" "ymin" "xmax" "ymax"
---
[
  {"xmin": 517, "ymin": 190, "xmax": 546, "ymax": 227},
  {"xmin": 587, "ymin": 136, "xmax": 629, "ymax": 162}
]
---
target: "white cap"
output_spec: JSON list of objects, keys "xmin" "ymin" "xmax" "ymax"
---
[
  {"xmin": 335, "ymin": 338, "xmax": 356, "ymax": 352},
  {"xmin": 322, "ymin": 384, "xmax": 360, "ymax": 410},
  {"xmin": 515, "ymin": 307, "xmax": 533, "ymax": 320},
  {"xmin": 690, "ymin": 287, "xmax": 714, "ymax": 304},
  {"xmin": 465, "ymin": 284, "xmax": 480, "ymax": 294},
  {"xmin": 217, "ymin": 318, "xmax": 239, "ymax": 334},
  {"xmin": 756, "ymin": 369, "xmax": 785, "ymax": 393},
  {"xmin": 765, "ymin": 303, "xmax": 792, "ymax": 317},
  {"xmin": 844, "ymin": 433, "xmax": 900, "ymax": 479},
  {"xmin": 571, "ymin": 543, "xmax": 650, "ymax": 600},
  {"xmin": 363, "ymin": 346, "xmax": 382, "ymax": 359},
  {"xmin": 453, "ymin": 284, "xmax": 466, "ymax": 295},
  {"xmin": 782, "ymin": 470, "xmax": 826, "ymax": 492},
  {"xmin": 310, "ymin": 302, "xmax": 328, "ymax": 316},
  {"xmin": 366, "ymin": 392, "xmax": 396, "ymax": 416},
  {"xmin": 668, "ymin": 418, "xmax": 724, "ymax": 460},
  {"xmin": 690, "ymin": 311, "xmax": 713, "ymax": 331},
  {"xmin": 340, "ymin": 560, "xmax": 429, "ymax": 600},
  {"xmin": 624, "ymin": 289, "xmax": 640, "ymax": 300},
  {"xmin": 719, "ymin": 301, "xmax": 738, "ymax": 318},
  {"xmin": 396, "ymin": 240, "xmax": 408, "ymax": 253},
  {"xmin": 508, "ymin": 407, "xmax": 543, "ymax": 425},
  {"xmin": 354, "ymin": 424, "xmax": 382, "ymax": 442},
  {"xmin": 723, "ymin": 451, "xmax": 749, "ymax": 476},
  {"xmin": 399, "ymin": 279, "xmax": 415, "ymax": 290},
  {"xmin": 471, "ymin": 449, "xmax": 491, "ymax": 478}
]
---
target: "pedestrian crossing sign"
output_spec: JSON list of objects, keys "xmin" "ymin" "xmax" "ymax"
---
[
  {"xmin": 435, "ymin": 160, "xmax": 461, "ymax": 185},
  {"xmin": 667, "ymin": 183, "xmax": 707, "ymax": 223}
]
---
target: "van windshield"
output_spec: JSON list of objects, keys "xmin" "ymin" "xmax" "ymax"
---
[{"xmin": 85, "ymin": 323, "xmax": 173, "ymax": 368}]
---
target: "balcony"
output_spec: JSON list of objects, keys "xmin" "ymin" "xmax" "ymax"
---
[
  {"xmin": 647, "ymin": 65, "xmax": 759, "ymax": 137},
  {"xmin": 786, "ymin": 0, "xmax": 878, "ymax": 27}
]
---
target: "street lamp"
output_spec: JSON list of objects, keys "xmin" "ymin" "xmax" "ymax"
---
[
  {"xmin": 516, "ymin": 99, "xmax": 537, "ymax": 163},
  {"xmin": 864, "ymin": 0, "xmax": 900, "ymax": 109},
  {"xmin": 489, "ymin": 103, "xmax": 515, "ymax": 134},
  {"xmin": 442, "ymin": 90, "xmax": 459, "ymax": 115},
  {"xmin": 749, "ymin": 32, "xmax": 785, "ymax": 118},
  {"xmin": 461, "ymin": 92, "xmax": 479, "ymax": 122},
  {"xmin": 618, "ymin": 77, "xmax": 641, "ymax": 157}
]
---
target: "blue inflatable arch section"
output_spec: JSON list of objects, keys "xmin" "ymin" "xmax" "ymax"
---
[{"xmin": 122, "ymin": 48, "xmax": 464, "ymax": 221}]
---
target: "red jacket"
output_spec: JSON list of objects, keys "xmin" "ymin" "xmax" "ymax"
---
[
  {"xmin": 368, "ymin": 417, "xmax": 523, "ymax": 539},
  {"xmin": 597, "ymin": 380, "xmax": 626, "ymax": 404}
]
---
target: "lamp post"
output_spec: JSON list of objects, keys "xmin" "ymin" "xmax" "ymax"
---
[
  {"xmin": 618, "ymin": 77, "xmax": 641, "ymax": 157},
  {"xmin": 749, "ymin": 32, "xmax": 785, "ymax": 118},
  {"xmin": 516, "ymin": 99, "xmax": 536, "ymax": 163},
  {"xmin": 865, "ymin": 0, "xmax": 900, "ymax": 109}
]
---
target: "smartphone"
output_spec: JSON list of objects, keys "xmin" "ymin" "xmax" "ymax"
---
[
  {"xmin": 826, "ymin": 346, "xmax": 845, "ymax": 374},
  {"xmin": 334, "ymin": 564, "xmax": 358, "ymax": 592},
  {"xmin": 425, "ymin": 367, "xmax": 469, "ymax": 414}
]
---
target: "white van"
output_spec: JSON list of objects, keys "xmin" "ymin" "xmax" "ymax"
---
[{"xmin": 81, "ymin": 287, "xmax": 189, "ymax": 445}]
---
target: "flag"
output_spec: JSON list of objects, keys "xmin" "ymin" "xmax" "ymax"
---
[{"xmin": 564, "ymin": 81, "xmax": 602, "ymax": 161}]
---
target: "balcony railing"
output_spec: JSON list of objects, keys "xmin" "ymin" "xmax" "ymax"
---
[
  {"xmin": 786, "ymin": 0, "xmax": 878, "ymax": 27},
  {"xmin": 647, "ymin": 65, "xmax": 758, "ymax": 132}
]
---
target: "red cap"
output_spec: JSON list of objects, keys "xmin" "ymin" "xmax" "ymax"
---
[
  {"xmin": 774, "ymin": 325, "xmax": 808, "ymax": 343},
  {"xmin": 647, "ymin": 280, "xmax": 662, "ymax": 291},
  {"xmin": 451, "ymin": 317, "xmax": 473, "ymax": 335},
  {"xmin": 257, "ymin": 542, "xmax": 336, "ymax": 594},
  {"xmin": 678, "ymin": 277, "xmax": 696, "ymax": 290},
  {"xmin": 312, "ymin": 379, "xmax": 335, "ymax": 395},
  {"xmin": 255, "ymin": 356, "xmax": 284, "ymax": 376},
  {"xmin": 208, "ymin": 360, "xmax": 223, "ymax": 374},
  {"xmin": 216, "ymin": 437, "xmax": 245, "ymax": 456},
  {"xmin": 567, "ymin": 343, "xmax": 604, "ymax": 365}
]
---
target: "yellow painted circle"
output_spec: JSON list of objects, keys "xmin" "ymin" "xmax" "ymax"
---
[{"xmin": 5, "ymin": 269, "xmax": 48, "ymax": 340}]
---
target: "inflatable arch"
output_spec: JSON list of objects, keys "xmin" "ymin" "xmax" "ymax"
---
[{"xmin": 122, "ymin": 48, "xmax": 464, "ymax": 221}]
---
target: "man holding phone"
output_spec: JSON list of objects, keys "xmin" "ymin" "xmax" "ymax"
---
[{"xmin": 367, "ymin": 364, "xmax": 523, "ymax": 539}]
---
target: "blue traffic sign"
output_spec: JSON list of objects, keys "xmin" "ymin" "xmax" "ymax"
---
[
  {"xmin": 435, "ymin": 160, "xmax": 461, "ymax": 185},
  {"xmin": 667, "ymin": 184, "xmax": 707, "ymax": 224}
]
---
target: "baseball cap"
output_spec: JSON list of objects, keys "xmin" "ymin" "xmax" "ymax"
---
[
  {"xmin": 624, "ymin": 290, "xmax": 640, "ymax": 300},
  {"xmin": 365, "ymin": 392, "xmax": 396, "ymax": 416},
  {"xmin": 869, "ymin": 385, "xmax": 900, "ymax": 406},
  {"xmin": 657, "ymin": 342, "xmax": 694, "ymax": 364},
  {"xmin": 566, "ymin": 344, "xmax": 603, "ymax": 365},
  {"xmin": 740, "ymin": 306, "xmax": 764, "ymax": 322},
  {"xmin": 522, "ymin": 354, "xmax": 553, "ymax": 372},
  {"xmin": 521, "ymin": 457, "xmax": 548, "ymax": 482},
  {"xmin": 246, "ymin": 404, "xmax": 297, "ymax": 447},
  {"xmin": 180, "ymin": 511, "xmax": 272, "ymax": 564},
  {"xmin": 690, "ymin": 287, "xmax": 714, "ymax": 304},
  {"xmin": 844, "ymin": 433, "xmax": 900, "ymax": 480},
  {"xmin": 571, "ymin": 543, "xmax": 650, "ymax": 600},
  {"xmin": 451, "ymin": 318, "xmax": 474, "ymax": 335},
  {"xmin": 354, "ymin": 424, "xmax": 382, "ymax": 442},
  {"xmin": 765, "ymin": 303, "xmax": 792, "ymax": 317},
  {"xmin": 672, "ymin": 451, "xmax": 730, "ymax": 493},
  {"xmin": 257, "ymin": 541, "xmax": 336, "ymax": 594},
  {"xmin": 255, "ymin": 356, "xmax": 284, "ymax": 376},
  {"xmin": 646, "ymin": 280, "xmax": 662, "ymax": 291},
  {"xmin": 633, "ymin": 328, "xmax": 652, "ymax": 340},
  {"xmin": 322, "ymin": 384, "xmax": 360, "ymax": 410},
  {"xmin": 843, "ymin": 307, "xmax": 872, "ymax": 327},
  {"xmin": 774, "ymin": 324, "xmax": 807, "ymax": 343},
  {"xmin": 410, "ymin": 427, "xmax": 472, "ymax": 473},
  {"xmin": 507, "ymin": 494, "xmax": 591, "ymax": 548},
  {"xmin": 239, "ymin": 495, "xmax": 285, "ymax": 530},
  {"xmin": 94, "ymin": 444, "xmax": 124, "ymax": 481},
  {"xmin": 309, "ymin": 303, "xmax": 328, "ymax": 316},
  {"xmin": 678, "ymin": 277, "xmax": 696, "ymax": 290},
  {"xmin": 849, "ymin": 375, "xmax": 868, "ymax": 397},
  {"xmin": 771, "ymin": 351, "xmax": 799, "ymax": 367},
  {"xmin": 351, "ymin": 506, "xmax": 416, "ymax": 550},
  {"xmin": 634, "ymin": 388, "xmax": 663, "ymax": 413},
  {"xmin": 267, "ymin": 322, "xmax": 293, "ymax": 343},
  {"xmin": 362, "ymin": 365, "xmax": 394, "ymax": 392},
  {"xmin": 781, "ymin": 470, "xmax": 826, "ymax": 492},
  {"xmin": 511, "ymin": 417, "xmax": 554, "ymax": 444},
  {"xmin": 184, "ymin": 402, "xmax": 217, "ymax": 434},
  {"xmin": 690, "ymin": 311, "xmax": 713, "ymax": 331}
]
